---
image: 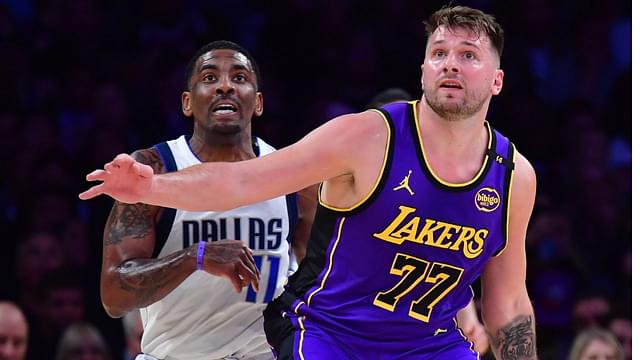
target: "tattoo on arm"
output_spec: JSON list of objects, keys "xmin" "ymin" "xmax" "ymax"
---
[
  {"xmin": 491, "ymin": 315, "xmax": 537, "ymax": 360},
  {"xmin": 116, "ymin": 249, "xmax": 192, "ymax": 305},
  {"xmin": 104, "ymin": 147, "xmax": 164, "ymax": 246},
  {"xmin": 105, "ymin": 203, "xmax": 153, "ymax": 245},
  {"xmin": 103, "ymin": 146, "xmax": 187, "ymax": 307}
]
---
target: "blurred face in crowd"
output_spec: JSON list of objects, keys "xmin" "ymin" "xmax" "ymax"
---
[
  {"xmin": 64, "ymin": 341, "xmax": 106, "ymax": 360},
  {"xmin": 16, "ymin": 232, "xmax": 64, "ymax": 288},
  {"xmin": 58, "ymin": 324, "xmax": 109, "ymax": 360},
  {"xmin": 0, "ymin": 303, "xmax": 28, "ymax": 360},
  {"xmin": 45, "ymin": 288, "xmax": 85, "ymax": 331},
  {"xmin": 182, "ymin": 49, "xmax": 263, "ymax": 137},
  {"xmin": 609, "ymin": 319, "xmax": 631, "ymax": 360},
  {"xmin": 422, "ymin": 26, "xmax": 503, "ymax": 121},
  {"xmin": 579, "ymin": 339, "xmax": 620, "ymax": 360}
]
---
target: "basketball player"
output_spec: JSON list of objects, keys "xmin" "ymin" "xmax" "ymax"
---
[
  {"xmin": 368, "ymin": 87, "xmax": 490, "ymax": 355},
  {"xmin": 81, "ymin": 6, "xmax": 537, "ymax": 359},
  {"xmin": 97, "ymin": 41, "xmax": 312, "ymax": 360}
]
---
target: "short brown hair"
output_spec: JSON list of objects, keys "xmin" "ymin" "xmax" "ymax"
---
[{"xmin": 424, "ymin": 6, "xmax": 504, "ymax": 57}]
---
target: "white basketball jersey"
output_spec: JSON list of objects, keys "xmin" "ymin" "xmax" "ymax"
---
[{"xmin": 139, "ymin": 135, "xmax": 297, "ymax": 360}]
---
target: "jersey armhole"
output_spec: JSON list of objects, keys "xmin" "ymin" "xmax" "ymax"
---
[
  {"xmin": 317, "ymin": 109, "xmax": 395, "ymax": 215},
  {"xmin": 493, "ymin": 142, "xmax": 516, "ymax": 257},
  {"xmin": 152, "ymin": 142, "xmax": 178, "ymax": 258}
]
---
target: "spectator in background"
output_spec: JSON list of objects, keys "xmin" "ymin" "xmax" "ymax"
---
[
  {"xmin": 28, "ymin": 268, "xmax": 87, "ymax": 359},
  {"xmin": 608, "ymin": 317, "xmax": 631, "ymax": 360},
  {"xmin": 121, "ymin": 312, "xmax": 142, "ymax": 360},
  {"xmin": 568, "ymin": 328, "xmax": 623, "ymax": 360},
  {"xmin": 366, "ymin": 87, "xmax": 412, "ymax": 109},
  {"xmin": 56, "ymin": 323, "xmax": 111, "ymax": 360},
  {"xmin": 14, "ymin": 231, "xmax": 64, "ymax": 317},
  {"xmin": 0, "ymin": 301, "xmax": 28, "ymax": 360},
  {"xmin": 573, "ymin": 295, "xmax": 612, "ymax": 330}
]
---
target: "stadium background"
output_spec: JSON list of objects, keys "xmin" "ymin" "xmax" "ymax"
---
[{"xmin": 0, "ymin": 0, "xmax": 630, "ymax": 359}]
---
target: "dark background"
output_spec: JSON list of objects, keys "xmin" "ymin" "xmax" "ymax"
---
[{"xmin": 0, "ymin": 0, "xmax": 631, "ymax": 359}]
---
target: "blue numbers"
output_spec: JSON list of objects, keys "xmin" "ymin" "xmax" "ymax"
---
[{"xmin": 246, "ymin": 255, "xmax": 280, "ymax": 303}]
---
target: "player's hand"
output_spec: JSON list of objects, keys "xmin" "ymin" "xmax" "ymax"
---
[
  {"xmin": 465, "ymin": 321, "xmax": 489, "ymax": 355},
  {"xmin": 202, "ymin": 240, "xmax": 260, "ymax": 293},
  {"xmin": 79, "ymin": 153, "xmax": 154, "ymax": 203}
]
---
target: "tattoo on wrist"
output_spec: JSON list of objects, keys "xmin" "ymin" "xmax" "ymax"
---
[{"xmin": 491, "ymin": 315, "xmax": 537, "ymax": 360}]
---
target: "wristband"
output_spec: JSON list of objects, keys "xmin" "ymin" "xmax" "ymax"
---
[{"xmin": 196, "ymin": 241, "xmax": 205, "ymax": 271}]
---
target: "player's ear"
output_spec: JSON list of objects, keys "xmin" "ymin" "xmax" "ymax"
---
[
  {"xmin": 254, "ymin": 92, "xmax": 264, "ymax": 117},
  {"xmin": 491, "ymin": 70, "xmax": 504, "ymax": 95},
  {"xmin": 182, "ymin": 91, "xmax": 193, "ymax": 117}
]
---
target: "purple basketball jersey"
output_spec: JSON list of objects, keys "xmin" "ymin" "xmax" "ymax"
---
[{"xmin": 274, "ymin": 100, "xmax": 515, "ymax": 358}]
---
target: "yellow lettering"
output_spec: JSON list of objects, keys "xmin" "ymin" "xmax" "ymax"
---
[
  {"xmin": 373, "ymin": 206, "xmax": 417, "ymax": 245},
  {"xmin": 464, "ymin": 229, "xmax": 487, "ymax": 259},
  {"xmin": 449, "ymin": 226, "xmax": 476, "ymax": 251},
  {"xmin": 374, "ymin": 206, "xmax": 489, "ymax": 259},
  {"xmin": 417, "ymin": 219, "xmax": 445, "ymax": 246},
  {"xmin": 390, "ymin": 217, "xmax": 422, "ymax": 244},
  {"xmin": 433, "ymin": 222, "xmax": 461, "ymax": 248}
]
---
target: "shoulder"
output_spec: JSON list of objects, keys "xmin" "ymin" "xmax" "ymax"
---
[
  {"xmin": 318, "ymin": 110, "xmax": 389, "ymax": 146},
  {"xmin": 507, "ymin": 149, "xmax": 536, "ymax": 227},
  {"xmin": 512, "ymin": 150, "xmax": 536, "ymax": 193},
  {"xmin": 131, "ymin": 147, "xmax": 166, "ymax": 175}
]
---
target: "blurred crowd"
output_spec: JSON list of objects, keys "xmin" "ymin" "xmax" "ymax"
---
[{"xmin": 0, "ymin": 0, "xmax": 630, "ymax": 359}]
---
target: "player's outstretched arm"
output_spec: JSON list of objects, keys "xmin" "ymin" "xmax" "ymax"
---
[
  {"xmin": 101, "ymin": 150, "xmax": 259, "ymax": 318},
  {"xmin": 80, "ymin": 112, "xmax": 383, "ymax": 212},
  {"xmin": 481, "ymin": 151, "xmax": 538, "ymax": 360}
]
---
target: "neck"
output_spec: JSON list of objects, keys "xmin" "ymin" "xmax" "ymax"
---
[
  {"xmin": 189, "ymin": 129, "xmax": 255, "ymax": 162},
  {"xmin": 416, "ymin": 96, "xmax": 490, "ymax": 183},
  {"xmin": 418, "ymin": 95, "xmax": 489, "ymax": 156}
]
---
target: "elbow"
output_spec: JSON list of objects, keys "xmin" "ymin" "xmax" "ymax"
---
[
  {"xmin": 102, "ymin": 302, "xmax": 126, "ymax": 318},
  {"xmin": 101, "ymin": 290, "xmax": 128, "ymax": 318},
  {"xmin": 100, "ymin": 275, "xmax": 132, "ymax": 318}
]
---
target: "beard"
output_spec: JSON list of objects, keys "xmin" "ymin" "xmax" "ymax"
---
[
  {"xmin": 424, "ymin": 85, "xmax": 491, "ymax": 121},
  {"xmin": 211, "ymin": 123, "xmax": 242, "ymax": 135}
]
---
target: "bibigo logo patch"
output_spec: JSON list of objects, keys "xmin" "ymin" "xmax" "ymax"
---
[{"xmin": 475, "ymin": 187, "xmax": 500, "ymax": 212}]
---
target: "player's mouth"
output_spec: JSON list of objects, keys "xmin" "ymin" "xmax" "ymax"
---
[
  {"xmin": 211, "ymin": 102, "xmax": 239, "ymax": 116},
  {"xmin": 439, "ymin": 79, "xmax": 463, "ymax": 90}
]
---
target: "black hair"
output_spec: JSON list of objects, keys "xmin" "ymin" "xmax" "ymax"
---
[{"xmin": 183, "ymin": 40, "xmax": 261, "ymax": 91}]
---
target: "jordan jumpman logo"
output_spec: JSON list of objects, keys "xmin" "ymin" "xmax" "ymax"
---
[{"xmin": 393, "ymin": 170, "xmax": 415, "ymax": 195}]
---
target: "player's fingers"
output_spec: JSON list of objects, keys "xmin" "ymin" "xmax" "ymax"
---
[
  {"xmin": 226, "ymin": 268, "xmax": 242, "ymax": 293},
  {"xmin": 133, "ymin": 162, "xmax": 154, "ymax": 177},
  {"xmin": 240, "ymin": 249, "xmax": 260, "ymax": 283},
  {"xmin": 239, "ymin": 253, "xmax": 259, "ymax": 279},
  {"xmin": 243, "ymin": 247, "xmax": 260, "ymax": 281},
  {"xmin": 250, "ymin": 277, "xmax": 260, "ymax": 293},
  {"xmin": 104, "ymin": 162, "xmax": 118, "ymax": 172},
  {"xmin": 113, "ymin": 153, "xmax": 134, "ymax": 164},
  {"xmin": 236, "ymin": 261, "xmax": 259, "ymax": 291},
  {"xmin": 79, "ymin": 183, "xmax": 106, "ymax": 200},
  {"xmin": 86, "ymin": 169, "xmax": 107, "ymax": 181}
]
